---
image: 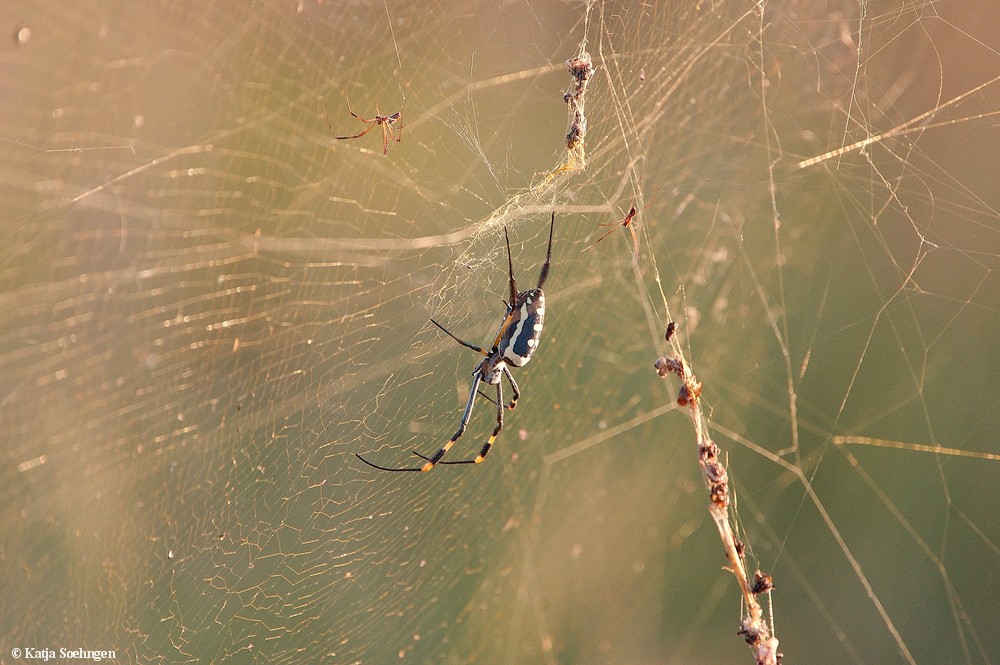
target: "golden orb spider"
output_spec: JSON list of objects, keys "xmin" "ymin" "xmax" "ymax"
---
[{"xmin": 356, "ymin": 212, "xmax": 556, "ymax": 472}]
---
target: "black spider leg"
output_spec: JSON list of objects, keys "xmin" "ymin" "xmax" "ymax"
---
[
  {"xmin": 536, "ymin": 211, "xmax": 555, "ymax": 289},
  {"xmin": 430, "ymin": 319, "xmax": 488, "ymax": 356},
  {"xmin": 355, "ymin": 319, "xmax": 489, "ymax": 472},
  {"xmin": 503, "ymin": 365, "xmax": 521, "ymax": 409},
  {"xmin": 411, "ymin": 376, "xmax": 484, "ymax": 469},
  {"xmin": 354, "ymin": 452, "xmax": 423, "ymax": 472},
  {"xmin": 503, "ymin": 226, "xmax": 517, "ymax": 304},
  {"xmin": 356, "ymin": 375, "xmax": 483, "ymax": 472},
  {"xmin": 416, "ymin": 374, "xmax": 504, "ymax": 466}
]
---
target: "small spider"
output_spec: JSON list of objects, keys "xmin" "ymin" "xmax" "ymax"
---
[
  {"xmin": 325, "ymin": 91, "xmax": 405, "ymax": 155},
  {"xmin": 356, "ymin": 213, "xmax": 556, "ymax": 472},
  {"xmin": 582, "ymin": 204, "xmax": 641, "ymax": 258}
]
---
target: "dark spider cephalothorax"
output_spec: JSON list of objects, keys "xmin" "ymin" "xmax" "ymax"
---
[{"xmin": 357, "ymin": 212, "xmax": 556, "ymax": 472}]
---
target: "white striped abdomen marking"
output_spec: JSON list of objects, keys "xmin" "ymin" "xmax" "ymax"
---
[{"xmin": 501, "ymin": 290, "xmax": 545, "ymax": 367}]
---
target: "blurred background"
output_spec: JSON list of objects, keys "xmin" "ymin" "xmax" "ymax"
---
[{"xmin": 1, "ymin": 1, "xmax": 998, "ymax": 663}]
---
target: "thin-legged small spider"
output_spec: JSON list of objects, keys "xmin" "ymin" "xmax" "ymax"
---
[
  {"xmin": 583, "ymin": 205, "xmax": 639, "ymax": 257},
  {"xmin": 325, "ymin": 91, "xmax": 405, "ymax": 155}
]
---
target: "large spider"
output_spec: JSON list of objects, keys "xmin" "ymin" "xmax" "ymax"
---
[
  {"xmin": 325, "ymin": 91, "xmax": 404, "ymax": 155},
  {"xmin": 356, "ymin": 212, "xmax": 556, "ymax": 472}
]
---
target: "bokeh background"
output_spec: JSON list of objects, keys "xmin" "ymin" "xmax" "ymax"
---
[{"xmin": 1, "ymin": 2, "xmax": 998, "ymax": 664}]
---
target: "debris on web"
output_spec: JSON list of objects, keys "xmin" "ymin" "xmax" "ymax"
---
[
  {"xmin": 562, "ymin": 48, "xmax": 595, "ymax": 171},
  {"xmin": 654, "ymin": 321, "xmax": 780, "ymax": 665},
  {"xmin": 481, "ymin": 48, "xmax": 597, "ymax": 234}
]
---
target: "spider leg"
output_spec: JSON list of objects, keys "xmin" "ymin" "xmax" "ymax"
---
[
  {"xmin": 503, "ymin": 226, "xmax": 518, "ymax": 305},
  {"xmin": 581, "ymin": 224, "xmax": 621, "ymax": 252},
  {"xmin": 357, "ymin": 376, "xmax": 482, "ymax": 472},
  {"xmin": 476, "ymin": 372, "xmax": 516, "ymax": 410},
  {"xmin": 477, "ymin": 389, "xmax": 499, "ymax": 406},
  {"xmin": 487, "ymin": 233, "xmax": 519, "ymax": 353},
  {"xmin": 380, "ymin": 123, "xmax": 390, "ymax": 155},
  {"xmin": 344, "ymin": 89, "xmax": 358, "ymax": 118},
  {"xmin": 583, "ymin": 206, "xmax": 639, "ymax": 255},
  {"xmin": 327, "ymin": 101, "xmax": 372, "ymax": 139},
  {"xmin": 390, "ymin": 109, "xmax": 417, "ymax": 135},
  {"xmin": 391, "ymin": 104, "xmax": 403, "ymax": 142},
  {"xmin": 628, "ymin": 225, "xmax": 640, "ymax": 260},
  {"xmin": 413, "ymin": 376, "xmax": 482, "ymax": 471},
  {"xmin": 378, "ymin": 109, "xmax": 404, "ymax": 154},
  {"xmin": 502, "ymin": 364, "xmax": 520, "ymax": 410},
  {"xmin": 323, "ymin": 102, "xmax": 338, "ymax": 133},
  {"xmin": 355, "ymin": 453, "xmax": 423, "ymax": 472},
  {"xmin": 343, "ymin": 89, "xmax": 375, "ymax": 123},
  {"xmin": 431, "ymin": 319, "xmax": 488, "ymax": 356},
  {"xmin": 333, "ymin": 122, "xmax": 377, "ymax": 141},
  {"xmin": 383, "ymin": 120, "xmax": 403, "ymax": 144},
  {"xmin": 425, "ymin": 376, "xmax": 504, "ymax": 465},
  {"xmin": 472, "ymin": 380, "xmax": 505, "ymax": 463},
  {"xmin": 536, "ymin": 211, "xmax": 555, "ymax": 289}
]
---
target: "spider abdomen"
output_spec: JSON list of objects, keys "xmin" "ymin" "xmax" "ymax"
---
[{"xmin": 500, "ymin": 288, "xmax": 545, "ymax": 367}]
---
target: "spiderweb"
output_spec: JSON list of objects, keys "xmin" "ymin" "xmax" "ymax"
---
[{"xmin": 2, "ymin": 1, "xmax": 999, "ymax": 663}]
